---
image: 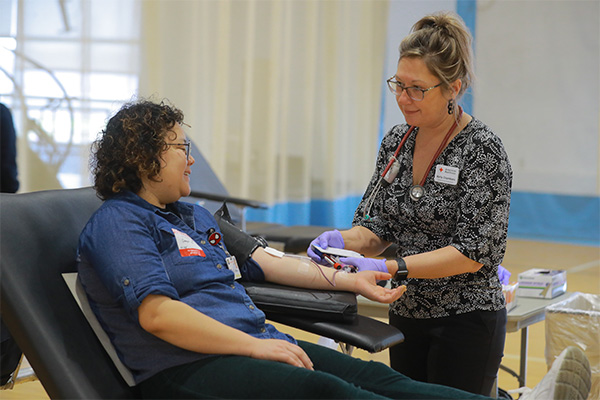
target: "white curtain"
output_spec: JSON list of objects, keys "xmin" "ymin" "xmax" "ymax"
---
[{"xmin": 139, "ymin": 0, "xmax": 389, "ymax": 227}]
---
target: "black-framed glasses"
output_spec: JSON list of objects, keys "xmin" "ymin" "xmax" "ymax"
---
[
  {"xmin": 386, "ymin": 77, "xmax": 442, "ymax": 101},
  {"xmin": 166, "ymin": 140, "xmax": 191, "ymax": 161}
]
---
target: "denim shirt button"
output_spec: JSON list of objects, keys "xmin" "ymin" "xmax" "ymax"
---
[
  {"xmin": 123, "ymin": 278, "xmax": 130, "ymax": 286},
  {"xmin": 260, "ymin": 327, "xmax": 266, "ymax": 333},
  {"xmin": 216, "ymin": 264, "xmax": 222, "ymax": 269},
  {"xmin": 249, "ymin": 305, "xmax": 255, "ymax": 310},
  {"xmin": 200, "ymin": 240, "xmax": 206, "ymax": 245},
  {"xmin": 230, "ymin": 284, "xmax": 235, "ymax": 289}
]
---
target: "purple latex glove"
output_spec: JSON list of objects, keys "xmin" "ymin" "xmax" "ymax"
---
[
  {"xmin": 307, "ymin": 230, "xmax": 344, "ymax": 264},
  {"xmin": 339, "ymin": 257, "xmax": 388, "ymax": 273},
  {"xmin": 498, "ymin": 265, "xmax": 511, "ymax": 285}
]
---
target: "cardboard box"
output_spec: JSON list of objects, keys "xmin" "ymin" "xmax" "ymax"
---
[{"xmin": 517, "ymin": 269, "xmax": 567, "ymax": 299}]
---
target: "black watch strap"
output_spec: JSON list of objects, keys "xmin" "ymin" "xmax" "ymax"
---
[{"xmin": 394, "ymin": 257, "xmax": 408, "ymax": 280}]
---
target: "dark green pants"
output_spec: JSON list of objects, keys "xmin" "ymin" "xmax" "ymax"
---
[{"xmin": 140, "ymin": 341, "xmax": 492, "ymax": 399}]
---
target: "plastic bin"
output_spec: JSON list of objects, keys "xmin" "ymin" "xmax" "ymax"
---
[{"xmin": 545, "ymin": 292, "xmax": 600, "ymax": 400}]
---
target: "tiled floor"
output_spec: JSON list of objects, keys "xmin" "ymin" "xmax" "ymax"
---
[{"xmin": 2, "ymin": 239, "xmax": 598, "ymax": 399}]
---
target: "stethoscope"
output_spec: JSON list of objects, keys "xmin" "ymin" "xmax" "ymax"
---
[
  {"xmin": 362, "ymin": 126, "xmax": 414, "ymax": 221},
  {"xmin": 362, "ymin": 107, "xmax": 463, "ymax": 221}
]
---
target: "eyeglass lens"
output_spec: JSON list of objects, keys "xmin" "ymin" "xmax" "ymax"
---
[{"xmin": 387, "ymin": 81, "xmax": 424, "ymax": 101}]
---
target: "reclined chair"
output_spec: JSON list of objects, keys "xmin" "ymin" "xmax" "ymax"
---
[{"xmin": 0, "ymin": 187, "xmax": 403, "ymax": 399}]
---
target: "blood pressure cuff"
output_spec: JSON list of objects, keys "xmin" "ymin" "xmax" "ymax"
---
[
  {"xmin": 214, "ymin": 203, "xmax": 267, "ymax": 282},
  {"xmin": 242, "ymin": 281, "xmax": 358, "ymax": 323},
  {"xmin": 214, "ymin": 203, "xmax": 358, "ymax": 323}
]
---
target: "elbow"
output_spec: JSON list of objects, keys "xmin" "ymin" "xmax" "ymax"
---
[
  {"xmin": 138, "ymin": 295, "xmax": 169, "ymax": 336},
  {"xmin": 138, "ymin": 309, "xmax": 164, "ymax": 336},
  {"xmin": 469, "ymin": 261, "xmax": 484, "ymax": 273}
]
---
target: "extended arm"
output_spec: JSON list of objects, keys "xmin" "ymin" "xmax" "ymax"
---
[
  {"xmin": 251, "ymin": 247, "xmax": 405, "ymax": 303},
  {"xmin": 320, "ymin": 226, "xmax": 482, "ymax": 279}
]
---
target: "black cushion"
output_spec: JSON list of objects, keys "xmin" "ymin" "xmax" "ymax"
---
[
  {"xmin": 243, "ymin": 282, "xmax": 358, "ymax": 323},
  {"xmin": 0, "ymin": 188, "xmax": 141, "ymax": 399}
]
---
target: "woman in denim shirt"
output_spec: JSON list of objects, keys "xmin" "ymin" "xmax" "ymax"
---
[{"xmin": 77, "ymin": 98, "xmax": 496, "ymax": 399}]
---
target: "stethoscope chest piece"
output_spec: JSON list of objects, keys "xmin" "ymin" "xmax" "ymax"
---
[{"xmin": 409, "ymin": 185, "xmax": 425, "ymax": 201}]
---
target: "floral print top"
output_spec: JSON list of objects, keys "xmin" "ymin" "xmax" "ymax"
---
[{"xmin": 353, "ymin": 118, "xmax": 512, "ymax": 319}]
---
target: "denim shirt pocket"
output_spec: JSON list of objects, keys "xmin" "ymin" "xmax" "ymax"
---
[{"xmin": 156, "ymin": 226, "xmax": 224, "ymax": 296}]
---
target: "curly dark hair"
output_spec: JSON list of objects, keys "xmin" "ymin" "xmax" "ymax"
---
[{"xmin": 91, "ymin": 99, "xmax": 185, "ymax": 200}]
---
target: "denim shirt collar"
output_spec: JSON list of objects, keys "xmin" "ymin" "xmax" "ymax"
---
[{"xmin": 111, "ymin": 191, "xmax": 199, "ymax": 232}]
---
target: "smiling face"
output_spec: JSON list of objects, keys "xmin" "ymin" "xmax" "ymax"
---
[
  {"xmin": 138, "ymin": 123, "xmax": 195, "ymax": 208},
  {"xmin": 394, "ymin": 57, "xmax": 460, "ymax": 130}
]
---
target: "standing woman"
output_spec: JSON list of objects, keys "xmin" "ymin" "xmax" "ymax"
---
[{"xmin": 308, "ymin": 12, "xmax": 512, "ymax": 396}]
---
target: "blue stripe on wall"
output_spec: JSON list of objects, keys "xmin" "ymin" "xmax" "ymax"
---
[
  {"xmin": 457, "ymin": 0, "xmax": 476, "ymax": 115},
  {"xmin": 247, "ymin": 192, "xmax": 600, "ymax": 246},
  {"xmin": 508, "ymin": 192, "xmax": 600, "ymax": 246},
  {"xmin": 246, "ymin": 196, "xmax": 361, "ymax": 229}
]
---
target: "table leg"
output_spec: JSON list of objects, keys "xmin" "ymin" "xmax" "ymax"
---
[{"xmin": 519, "ymin": 326, "xmax": 528, "ymax": 388}]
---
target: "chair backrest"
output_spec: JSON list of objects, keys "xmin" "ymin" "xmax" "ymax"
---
[{"xmin": 0, "ymin": 187, "xmax": 141, "ymax": 399}]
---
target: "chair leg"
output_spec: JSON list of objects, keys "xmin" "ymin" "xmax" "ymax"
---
[
  {"xmin": 339, "ymin": 343, "xmax": 355, "ymax": 356},
  {"xmin": 0, "ymin": 355, "xmax": 38, "ymax": 390}
]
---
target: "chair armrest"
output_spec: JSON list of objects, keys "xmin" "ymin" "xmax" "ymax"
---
[
  {"xmin": 242, "ymin": 281, "xmax": 404, "ymax": 353},
  {"xmin": 188, "ymin": 190, "xmax": 267, "ymax": 210},
  {"xmin": 267, "ymin": 313, "xmax": 404, "ymax": 353}
]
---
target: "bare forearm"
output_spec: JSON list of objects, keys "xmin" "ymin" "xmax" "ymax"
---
[
  {"xmin": 398, "ymin": 246, "xmax": 483, "ymax": 279},
  {"xmin": 253, "ymin": 247, "xmax": 357, "ymax": 291},
  {"xmin": 139, "ymin": 294, "xmax": 315, "ymax": 369},
  {"xmin": 139, "ymin": 295, "xmax": 257, "ymax": 356},
  {"xmin": 340, "ymin": 226, "xmax": 391, "ymax": 257},
  {"xmin": 254, "ymin": 247, "xmax": 404, "ymax": 303}
]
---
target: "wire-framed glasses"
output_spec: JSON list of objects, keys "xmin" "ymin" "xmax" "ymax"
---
[
  {"xmin": 386, "ymin": 77, "xmax": 442, "ymax": 101},
  {"xmin": 166, "ymin": 140, "xmax": 191, "ymax": 161}
]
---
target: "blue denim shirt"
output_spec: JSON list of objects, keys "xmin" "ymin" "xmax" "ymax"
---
[{"xmin": 77, "ymin": 191, "xmax": 295, "ymax": 384}]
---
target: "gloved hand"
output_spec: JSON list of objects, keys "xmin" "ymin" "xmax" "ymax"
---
[
  {"xmin": 339, "ymin": 257, "xmax": 388, "ymax": 274},
  {"xmin": 307, "ymin": 230, "xmax": 344, "ymax": 264},
  {"xmin": 498, "ymin": 264, "xmax": 511, "ymax": 285}
]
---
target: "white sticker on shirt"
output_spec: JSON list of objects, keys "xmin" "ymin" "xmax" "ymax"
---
[
  {"xmin": 172, "ymin": 228, "xmax": 206, "ymax": 257},
  {"xmin": 434, "ymin": 164, "xmax": 460, "ymax": 185}
]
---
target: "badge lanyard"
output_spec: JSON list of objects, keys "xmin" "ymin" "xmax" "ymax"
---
[{"xmin": 363, "ymin": 107, "xmax": 463, "ymax": 219}]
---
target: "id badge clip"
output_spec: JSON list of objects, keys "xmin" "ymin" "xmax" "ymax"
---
[{"xmin": 226, "ymin": 256, "xmax": 242, "ymax": 280}]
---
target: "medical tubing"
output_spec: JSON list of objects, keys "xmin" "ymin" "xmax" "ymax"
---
[
  {"xmin": 364, "ymin": 126, "xmax": 415, "ymax": 219},
  {"xmin": 282, "ymin": 253, "xmax": 338, "ymax": 286},
  {"xmin": 362, "ymin": 178, "xmax": 383, "ymax": 220},
  {"xmin": 380, "ymin": 126, "xmax": 415, "ymax": 180}
]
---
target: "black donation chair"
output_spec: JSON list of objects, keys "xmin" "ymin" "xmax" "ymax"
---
[{"xmin": 0, "ymin": 188, "xmax": 403, "ymax": 399}]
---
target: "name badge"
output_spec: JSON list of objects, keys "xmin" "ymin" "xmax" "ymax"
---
[
  {"xmin": 226, "ymin": 256, "xmax": 242, "ymax": 280},
  {"xmin": 434, "ymin": 164, "xmax": 459, "ymax": 185},
  {"xmin": 172, "ymin": 228, "xmax": 206, "ymax": 257}
]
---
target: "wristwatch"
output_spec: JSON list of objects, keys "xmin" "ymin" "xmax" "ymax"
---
[{"xmin": 394, "ymin": 257, "xmax": 408, "ymax": 280}]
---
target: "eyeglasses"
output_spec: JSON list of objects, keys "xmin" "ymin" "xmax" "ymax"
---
[
  {"xmin": 386, "ymin": 77, "xmax": 442, "ymax": 101},
  {"xmin": 166, "ymin": 140, "xmax": 191, "ymax": 161}
]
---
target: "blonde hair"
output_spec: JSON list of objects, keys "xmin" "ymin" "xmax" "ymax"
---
[{"xmin": 399, "ymin": 11, "xmax": 474, "ymax": 98}]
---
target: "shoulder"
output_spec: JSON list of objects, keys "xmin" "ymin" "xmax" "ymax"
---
[
  {"xmin": 83, "ymin": 195, "xmax": 152, "ymax": 236},
  {"xmin": 458, "ymin": 118, "xmax": 512, "ymax": 178},
  {"xmin": 464, "ymin": 119, "xmax": 505, "ymax": 149},
  {"xmin": 462, "ymin": 118, "xmax": 510, "ymax": 160},
  {"xmin": 380, "ymin": 124, "xmax": 410, "ymax": 150}
]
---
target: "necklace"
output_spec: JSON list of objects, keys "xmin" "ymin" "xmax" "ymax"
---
[{"xmin": 409, "ymin": 107, "xmax": 463, "ymax": 201}]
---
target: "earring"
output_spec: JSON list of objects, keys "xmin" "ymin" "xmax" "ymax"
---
[{"xmin": 447, "ymin": 99, "xmax": 455, "ymax": 115}]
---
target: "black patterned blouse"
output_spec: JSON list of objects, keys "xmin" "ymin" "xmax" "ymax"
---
[{"xmin": 353, "ymin": 118, "xmax": 512, "ymax": 319}]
